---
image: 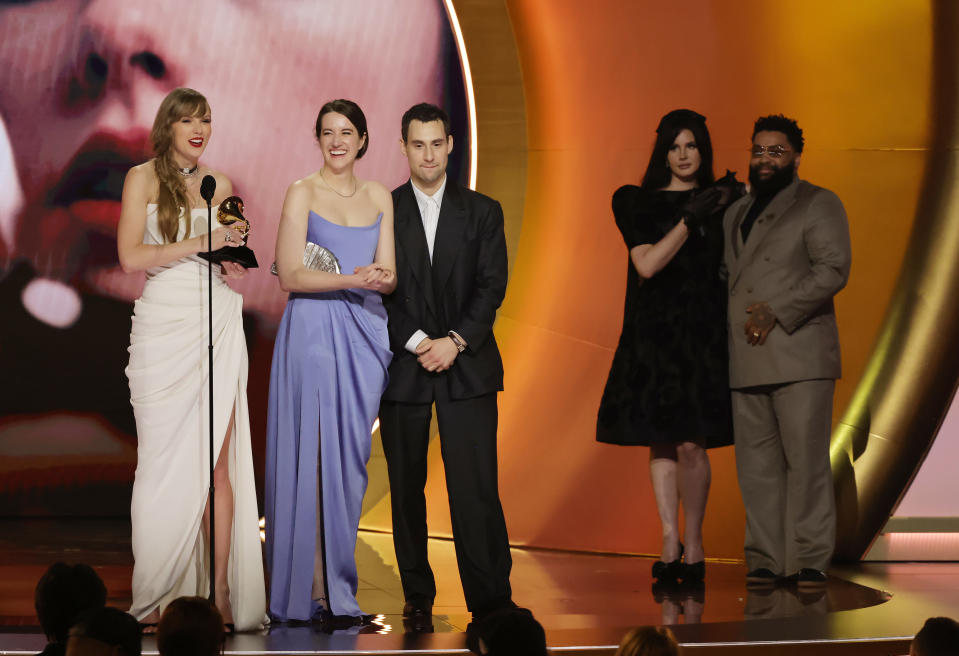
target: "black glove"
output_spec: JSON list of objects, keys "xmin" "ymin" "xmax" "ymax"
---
[
  {"xmin": 679, "ymin": 170, "xmax": 746, "ymax": 235},
  {"xmin": 679, "ymin": 186, "xmax": 724, "ymax": 235},
  {"xmin": 712, "ymin": 169, "xmax": 746, "ymax": 211}
]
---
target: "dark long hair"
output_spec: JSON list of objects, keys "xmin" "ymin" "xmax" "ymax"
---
[{"xmin": 641, "ymin": 109, "xmax": 714, "ymax": 190}]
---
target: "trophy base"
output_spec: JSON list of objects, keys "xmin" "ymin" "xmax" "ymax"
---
[{"xmin": 197, "ymin": 246, "xmax": 259, "ymax": 269}]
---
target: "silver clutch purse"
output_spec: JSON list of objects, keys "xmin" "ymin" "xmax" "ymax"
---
[{"xmin": 270, "ymin": 242, "xmax": 341, "ymax": 275}]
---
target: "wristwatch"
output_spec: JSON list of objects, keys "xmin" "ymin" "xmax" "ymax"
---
[{"xmin": 447, "ymin": 330, "xmax": 466, "ymax": 353}]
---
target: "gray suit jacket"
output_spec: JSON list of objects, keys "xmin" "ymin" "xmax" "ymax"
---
[{"xmin": 722, "ymin": 178, "xmax": 851, "ymax": 389}]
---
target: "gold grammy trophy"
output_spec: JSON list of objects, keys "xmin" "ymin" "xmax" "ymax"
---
[{"xmin": 197, "ymin": 196, "xmax": 259, "ymax": 269}]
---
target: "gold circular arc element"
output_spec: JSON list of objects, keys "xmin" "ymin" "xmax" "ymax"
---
[
  {"xmin": 445, "ymin": 0, "xmax": 527, "ymax": 270},
  {"xmin": 446, "ymin": 1, "xmax": 948, "ymax": 561},
  {"xmin": 831, "ymin": 3, "xmax": 959, "ymax": 559},
  {"xmin": 360, "ymin": 0, "xmax": 526, "ymax": 530}
]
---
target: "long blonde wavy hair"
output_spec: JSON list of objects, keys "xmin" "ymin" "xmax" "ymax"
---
[{"xmin": 150, "ymin": 88, "xmax": 210, "ymax": 243}]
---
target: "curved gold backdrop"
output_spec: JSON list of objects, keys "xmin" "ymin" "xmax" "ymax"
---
[
  {"xmin": 361, "ymin": 1, "xmax": 942, "ymax": 561},
  {"xmin": 832, "ymin": 1, "xmax": 959, "ymax": 560}
]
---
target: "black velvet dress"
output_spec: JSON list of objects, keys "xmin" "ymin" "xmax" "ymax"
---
[{"xmin": 596, "ymin": 185, "xmax": 733, "ymax": 448}]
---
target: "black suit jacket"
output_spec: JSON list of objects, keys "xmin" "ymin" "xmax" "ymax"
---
[{"xmin": 382, "ymin": 180, "xmax": 507, "ymax": 403}]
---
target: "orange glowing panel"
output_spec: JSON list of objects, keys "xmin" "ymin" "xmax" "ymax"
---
[{"xmin": 488, "ymin": 0, "xmax": 931, "ymax": 558}]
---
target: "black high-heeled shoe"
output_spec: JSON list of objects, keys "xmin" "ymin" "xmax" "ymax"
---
[
  {"xmin": 681, "ymin": 560, "xmax": 705, "ymax": 583},
  {"xmin": 651, "ymin": 543, "xmax": 684, "ymax": 581}
]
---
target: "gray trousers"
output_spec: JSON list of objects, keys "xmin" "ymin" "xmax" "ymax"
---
[{"xmin": 731, "ymin": 379, "xmax": 836, "ymax": 574}]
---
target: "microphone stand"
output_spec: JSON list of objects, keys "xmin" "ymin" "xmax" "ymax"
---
[{"xmin": 203, "ymin": 179, "xmax": 216, "ymax": 606}]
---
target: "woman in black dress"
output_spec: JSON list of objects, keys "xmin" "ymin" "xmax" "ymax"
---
[{"xmin": 597, "ymin": 109, "xmax": 741, "ymax": 582}]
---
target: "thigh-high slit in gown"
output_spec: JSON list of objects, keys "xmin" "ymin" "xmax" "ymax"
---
[
  {"xmin": 265, "ymin": 211, "xmax": 392, "ymax": 621},
  {"xmin": 127, "ymin": 205, "xmax": 267, "ymax": 630}
]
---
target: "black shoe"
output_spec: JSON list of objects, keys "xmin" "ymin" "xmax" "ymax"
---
[
  {"xmin": 313, "ymin": 613, "xmax": 375, "ymax": 632},
  {"xmin": 650, "ymin": 578, "xmax": 680, "ymax": 602},
  {"xmin": 470, "ymin": 598, "xmax": 517, "ymax": 624},
  {"xmin": 678, "ymin": 578, "xmax": 706, "ymax": 603},
  {"xmin": 467, "ymin": 604, "xmax": 529, "ymax": 654},
  {"xmin": 402, "ymin": 597, "xmax": 432, "ymax": 617},
  {"xmin": 652, "ymin": 543, "xmax": 684, "ymax": 581},
  {"xmin": 681, "ymin": 560, "xmax": 705, "ymax": 583},
  {"xmin": 465, "ymin": 621, "xmax": 482, "ymax": 654},
  {"xmin": 795, "ymin": 568, "xmax": 827, "ymax": 589},
  {"xmin": 402, "ymin": 597, "xmax": 433, "ymax": 633},
  {"xmin": 745, "ymin": 568, "xmax": 778, "ymax": 586},
  {"xmin": 403, "ymin": 616, "xmax": 434, "ymax": 633}
]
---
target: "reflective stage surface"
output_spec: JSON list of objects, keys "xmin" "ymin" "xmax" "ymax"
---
[{"xmin": 1, "ymin": 519, "xmax": 954, "ymax": 654}]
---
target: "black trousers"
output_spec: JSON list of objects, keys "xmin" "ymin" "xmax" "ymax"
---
[{"xmin": 379, "ymin": 392, "xmax": 512, "ymax": 612}]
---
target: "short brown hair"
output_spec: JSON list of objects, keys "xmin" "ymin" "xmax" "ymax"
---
[
  {"xmin": 69, "ymin": 606, "xmax": 141, "ymax": 656},
  {"xmin": 35, "ymin": 562, "xmax": 107, "ymax": 643},
  {"xmin": 912, "ymin": 616, "xmax": 959, "ymax": 656},
  {"xmin": 401, "ymin": 103, "xmax": 451, "ymax": 142},
  {"xmin": 614, "ymin": 626, "xmax": 680, "ymax": 656},
  {"xmin": 157, "ymin": 597, "xmax": 224, "ymax": 656}
]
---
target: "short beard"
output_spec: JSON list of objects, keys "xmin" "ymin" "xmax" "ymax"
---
[{"xmin": 749, "ymin": 160, "xmax": 796, "ymax": 197}]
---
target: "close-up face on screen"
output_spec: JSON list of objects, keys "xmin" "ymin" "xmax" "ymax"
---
[
  {"xmin": 0, "ymin": 0, "xmax": 467, "ymax": 321},
  {"xmin": 0, "ymin": 0, "xmax": 469, "ymax": 512}
]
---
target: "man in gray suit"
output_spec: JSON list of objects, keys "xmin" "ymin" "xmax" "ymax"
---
[{"xmin": 722, "ymin": 115, "xmax": 851, "ymax": 589}]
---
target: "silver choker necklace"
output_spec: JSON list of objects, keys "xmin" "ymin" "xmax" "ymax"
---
[{"xmin": 177, "ymin": 164, "xmax": 199, "ymax": 177}]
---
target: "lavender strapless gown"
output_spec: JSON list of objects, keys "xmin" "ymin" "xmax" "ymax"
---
[{"xmin": 265, "ymin": 211, "xmax": 391, "ymax": 620}]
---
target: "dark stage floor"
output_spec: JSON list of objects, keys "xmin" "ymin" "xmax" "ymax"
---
[{"xmin": 1, "ymin": 518, "xmax": 953, "ymax": 654}]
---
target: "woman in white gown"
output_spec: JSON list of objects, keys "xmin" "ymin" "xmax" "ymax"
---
[{"xmin": 117, "ymin": 88, "xmax": 266, "ymax": 631}]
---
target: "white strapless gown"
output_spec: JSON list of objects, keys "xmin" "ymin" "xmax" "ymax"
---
[{"xmin": 126, "ymin": 204, "xmax": 266, "ymax": 630}]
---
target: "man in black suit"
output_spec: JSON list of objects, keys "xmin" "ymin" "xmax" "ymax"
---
[{"xmin": 380, "ymin": 103, "xmax": 512, "ymax": 626}]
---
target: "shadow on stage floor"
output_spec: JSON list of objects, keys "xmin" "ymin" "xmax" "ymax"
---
[{"xmin": 1, "ymin": 518, "xmax": 953, "ymax": 654}]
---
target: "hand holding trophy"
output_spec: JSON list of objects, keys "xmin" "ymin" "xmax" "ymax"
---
[{"xmin": 197, "ymin": 196, "xmax": 260, "ymax": 269}]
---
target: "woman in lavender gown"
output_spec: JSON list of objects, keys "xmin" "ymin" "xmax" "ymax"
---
[{"xmin": 265, "ymin": 99, "xmax": 395, "ymax": 624}]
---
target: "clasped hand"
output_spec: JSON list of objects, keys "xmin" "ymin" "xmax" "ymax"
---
[
  {"xmin": 681, "ymin": 170, "xmax": 745, "ymax": 233},
  {"xmin": 416, "ymin": 336, "xmax": 459, "ymax": 372},
  {"xmin": 744, "ymin": 301, "xmax": 776, "ymax": 345},
  {"xmin": 353, "ymin": 263, "xmax": 395, "ymax": 291}
]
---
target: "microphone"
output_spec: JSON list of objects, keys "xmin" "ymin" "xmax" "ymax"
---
[{"xmin": 200, "ymin": 175, "xmax": 216, "ymax": 205}]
